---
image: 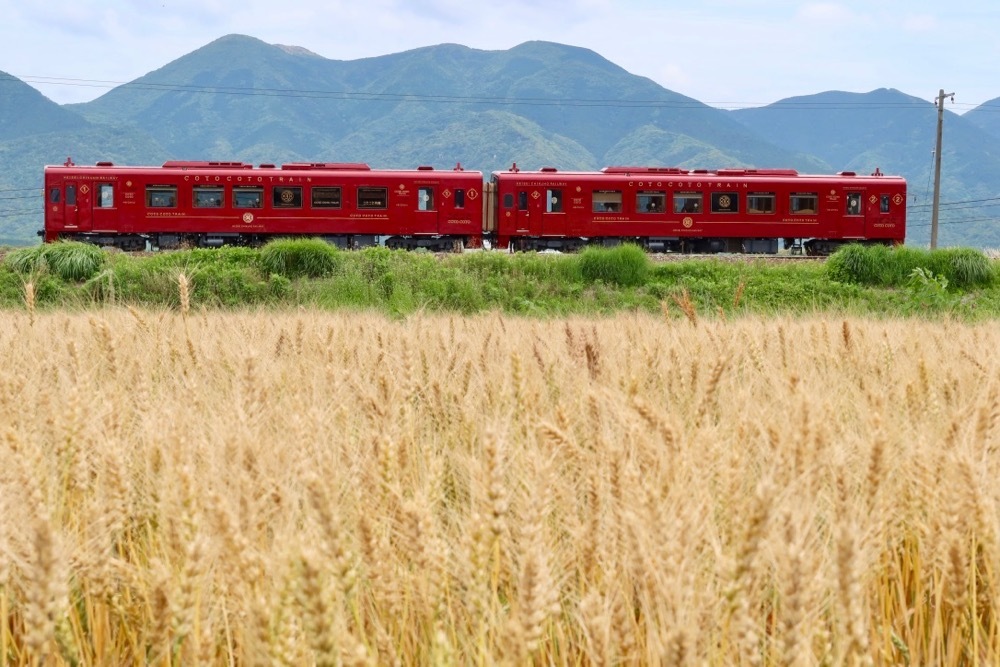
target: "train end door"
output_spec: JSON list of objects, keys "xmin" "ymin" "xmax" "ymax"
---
[
  {"xmin": 47, "ymin": 179, "xmax": 92, "ymax": 236},
  {"xmin": 842, "ymin": 191, "xmax": 865, "ymax": 238}
]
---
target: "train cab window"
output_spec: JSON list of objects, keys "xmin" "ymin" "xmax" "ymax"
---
[
  {"xmin": 503, "ymin": 193, "xmax": 515, "ymax": 208},
  {"xmin": 49, "ymin": 188, "xmax": 61, "ymax": 204},
  {"xmin": 66, "ymin": 185, "xmax": 76, "ymax": 206},
  {"xmin": 674, "ymin": 192, "xmax": 702, "ymax": 214},
  {"xmin": 358, "ymin": 187, "xmax": 388, "ymax": 209},
  {"xmin": 96, "ymin": 183, "xmax": 114, "ymax": 208},
  {"xmin": 592, "ymin": 190, "xmax": 622, "ymax": 213},
  {"xmin": 846, "ymin": 193, "xmax": 862, "ymax": 215},
  {"xmin": 880, "ymin": 195, "xmax": 890, "ymax": 213},
  {"xmin": 311, "ymin": 187, "xmax": 342, "ymax": 208},
  {"xmin": 273, "ymin": 186, "xmax": 303, "ymax": 208},
  {"xmin": 454, "ymin": 189, "xmax": 466, "ymax": 209},
  {"xmin": 518, "ymin": 191, "xmax": 528, "ymax": 211},
  {"xmin": 546, "ymin": 189, "xmax": 563, "ymax": 213},
  {"xmin": 711, "ymin": 192, "xmax": 738, "ymax": 214},
  {"xmin": 637, "ymin": 191, "xmax": 665, "ymax": 214},
  {"xmin": 418, "ymin": 187, "xmax": 435, "ymax": 211},
  {"xmin": 790, "ymin": 193, "xmax": 818, "ymax": 215},
  {"xmin": 146, "ymin": 186, "xmax": 176, "ymax": 208},
  {"xmin": 747, "ymin": 192, "xmax": 775, "ymax": 214},
  {"xmin": 194, "ymin": 186, "xmax": 224, "ymax": 208},
  {"xmin": 234, "ymin": 186, "xmax": 263, "ymax": 208}
]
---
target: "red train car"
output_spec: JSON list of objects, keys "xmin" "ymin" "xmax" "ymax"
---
[
  {"xmin": 491, "ymin": 165, "xmax": 906, "ymax": 254},
  {"xmin": 43, "ymin": 159, "xmax": 484, "ymax": 251}
]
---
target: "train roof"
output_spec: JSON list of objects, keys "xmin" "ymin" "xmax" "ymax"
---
[
  {"xmin": 492, "ymin": 164, "xmax": 905, "ymax": 183},
  {"xmin": 44, "ymin": 159, "xmax": 483, "ymax": 177}
]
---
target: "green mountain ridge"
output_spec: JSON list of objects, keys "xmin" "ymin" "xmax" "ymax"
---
[{"xmin": 1, "ymin": 35, "xmax": 998, "ymax": 247}]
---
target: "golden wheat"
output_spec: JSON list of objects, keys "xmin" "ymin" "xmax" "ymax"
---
[{"xmin": 0, "ymin": 309, "xmax": 999, "ymax": 665}]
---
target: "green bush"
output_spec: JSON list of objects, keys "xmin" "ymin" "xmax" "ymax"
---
[
  {"xmin": 828, "ymin": 244, "xmax": 995, "ymax": 289},
  {"xmin": 259, "ymin": 238, "xmax": 341, "ymax": 279},
  {"xmin": 578, "ymin": 244, "xmax": 649, "ymax": 287},
  {"xmin": 4, "ymin": 242, "xmax": 108, "ymax": 281}
]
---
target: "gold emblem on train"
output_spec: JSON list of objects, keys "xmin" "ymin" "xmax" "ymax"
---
[
  {"xmin": 718, "ymin": 195, "xmax": 731, "ymax": 208},
  {"xmin": 280, "ymin": 189, "xmax": 294, "ymax": 203},
  {"xmin": 682, "ymin": 217, "xmax": 693, "ymax": 228},
  {"xmin": 243, "ymin": 213, "xmax": 254, "ymax": 223}
]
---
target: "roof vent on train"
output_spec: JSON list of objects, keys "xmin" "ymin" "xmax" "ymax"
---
[
  {"xmin": 601, "ymin": 166, "xmax": 686, "ymax": 174},
  {"xmin": 838, "ymin": 171, "xmax": 856, "ymax": 177},
  {"xmin": 162, "ymin": 161, "xmax": 253, "ymax": 169},
  {"xmin": 259, "ymin": 164, "xmax": 276, "ymax": 169},
  {"xmin": 95, "ymin": 161, "xmax": 114, "ymax": 167},
  {"xmin": 418, "ymin": 165, "xmax": 435, "ymax": 170},
  {"xmin": 281, "ymin": 162, "xmax": 372, "ymax": 170},
  {"xmin": 540, "ymin": 166, "xmax": 558, "ymax": 172}
]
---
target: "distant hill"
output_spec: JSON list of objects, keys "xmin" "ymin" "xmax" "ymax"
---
[
  {"xmin": 963, "ymin": 97, "xmax": 1000, "ymax": 140},
  {"xmin": 1, "ymin": 36, "xmax": 999, "ymax": 247}
]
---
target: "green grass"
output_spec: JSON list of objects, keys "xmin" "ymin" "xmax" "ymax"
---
[{"xmin": 2, "ymin": 242, "xmax": 999, "ymax": 319}]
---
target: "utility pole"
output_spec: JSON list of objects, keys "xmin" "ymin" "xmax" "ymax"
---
[{"xmin": 931, "ymin": 89, "xmax": 954, "ymax": 249}]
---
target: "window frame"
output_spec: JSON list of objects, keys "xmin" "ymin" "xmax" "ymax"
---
[
  {"xmin": 592, "ymin": 189, "xmax": 623, "ymax": 213},
  {"xmin": 673, "ymin": 192, "xmax": 702, "ymax": 214},
  {"xmin": 637, "ymin": 190, "xmax": 666, "ymax": 214},
  {"xmin": 146, "ymin": 185, "xmax": 177, "ymax": 208},
  {"xmin": 311, "ymin": 186, "xmax": 342, "ymax": 209},
  {"xmin": 273, "ymin": 186, "xmax": 303, "ymax": 209},
  {"xmin": 747, "ymin": 192, "xmax": 776, "ymax": 214},
  {"xmin": 193, "ymin": 186, "xmax": 225, "ymax": 209},
  {"xmin": 790, "ymin": 192, "xmax": 819, "ymax": 215},
  {"xmin": 357, "ymin": 186, "xmax": 388, "ymax": 210},
  {"xmin": 96, "ymin": 183, "xmax": 115, "ymax": 208},
  {"xmin": 233, "ymin": 186, "xmax": 264, "ymax": 209}
]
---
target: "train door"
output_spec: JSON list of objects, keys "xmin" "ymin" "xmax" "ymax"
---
[
  {"xmin": 842, "ymin": 191, "xmax": 865, "ymax": 238},
  {"xmin": 60, "ymin": 180, "xmax": 91, "ymax": 231},
  {"xmin": 541, "ymin": 187, "xmax": 566, "ymax": 237},
  {"xmin": 515, "ymin": 188, "xmax": 539, "ymax": 235},
  {"xmin": 415, "ymin": 185, "xmax": 439, "ymax": 233}
]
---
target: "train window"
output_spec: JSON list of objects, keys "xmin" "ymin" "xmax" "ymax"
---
[
  {"xmin": 358, "ymin": 187, "xmax": 388, "ymax": 209},
  {"xmin": 518, "ymin": 192, "xmax": 528, "ymax": 211},
  {"xmin": 311, "ymin": 187, "xmax": 341, "ymax": 208},
  {"xmin": 49, "ymin": 188, "xmax": 61, "ymax": 204},
  {"xmin": 96, "ymin": 183, "xmax": 114, "ymax": 208},
  {"xmin": 846, "ymin": 193, "xmax": 862, "ymax": 215},
  {"xmin": 546, "ymin": 189, "xmax": 563, "ymax": 213},
  {"xmin": 234, "ymin": 186, "xmax": 263, "ymax": 208},
  {"xmin": 454, "ymin": 189, "xmax": 465, "ymax": 209},
  {"xmin": 674, "ymin": 192, "xmax": 702, "ymax": 214},
  {"xmin": 880, "ymin": 195, "xmax": 890, "ymax": 213},
  {"xmin": 592, "ymin": 190, "xmax": 622, "ymax": 213},
  {"xmin": 503, "ymin": 193, "xmax": 514, "ymax": 208},
  {"xmin": 418, "ymin": 187, "xmax": 435, "ymax": 211},
  {"xmin": 194, "ymin": 186, "xmax": 224, "ymax": 208},
  {"xmin": 273, "ymin": 186, "xmax": 303, "ymax": 208},
  {"xmin": 747, "ymin": 192, "xmax": 775, "ymax": 214},
  {"xmin": 66, "ymin": 185, "xmax": 76, "ymax": 206},
  {"xmin": 711, "ymin": 192, "xmax": 738, "ymax": 214},
  {"xmin": 146, "ymin": 186, "xmax": 176, "ymax": 208},
  {"xmin": 637, "ymin": 190, "xmax": 665, "ymax": 214},
  {"xmin": 790, "ymin": 193, "xmax": 818, "ymax": 215}
]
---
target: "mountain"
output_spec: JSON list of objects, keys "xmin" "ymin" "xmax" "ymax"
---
[
  {"xmin": 0, "ymin": 72, "xmax": 90, "ymax": 140},
  {"xmin": 963, "ymin": 96, "xmax": 1000, "ymax": 140},
  {"xmin": 1, "ymin": 35, "xmax": 999, "ymax": 247}
]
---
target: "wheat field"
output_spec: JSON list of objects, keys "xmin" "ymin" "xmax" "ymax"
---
[{"xmin": 0, "ymin": 307, "xmax": 998, "ymax": 666}]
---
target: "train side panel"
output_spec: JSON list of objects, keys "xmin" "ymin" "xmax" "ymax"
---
[{"xmin": 492, "ymin": 166, "xmax": 906, "ymax": 253}]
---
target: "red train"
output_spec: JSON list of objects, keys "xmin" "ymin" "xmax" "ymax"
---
[{"xmin": 42, "ymin": 158, "xmax": 906, "ymax": 254}]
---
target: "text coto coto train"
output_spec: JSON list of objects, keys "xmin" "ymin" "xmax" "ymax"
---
[{"xmin": 41, "ymin": 158, "xmax": 906, "ymax": 254}]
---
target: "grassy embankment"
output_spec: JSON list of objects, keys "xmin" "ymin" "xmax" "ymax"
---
[{"xmin": 0, "ymin": 240, "xmax": 998, "ymax": 317}]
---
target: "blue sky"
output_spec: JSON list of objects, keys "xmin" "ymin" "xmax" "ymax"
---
[{"xmin": 1, "ymin": 0, "xmax": 995, "ymax": 112}]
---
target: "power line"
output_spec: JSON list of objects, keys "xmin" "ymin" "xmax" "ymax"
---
[{"xmin": 0, "ymin": 73, "xmax": 977, "ymax": 111}]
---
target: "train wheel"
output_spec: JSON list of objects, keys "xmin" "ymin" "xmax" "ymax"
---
[{"xmin": 452, "ymin": 238, "xmax": 465, "ymax": 253}]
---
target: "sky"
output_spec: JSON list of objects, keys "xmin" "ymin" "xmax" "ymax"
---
[{"xmin": 1, "ymin": 0, "xmax": 996, "ymax": 113}]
